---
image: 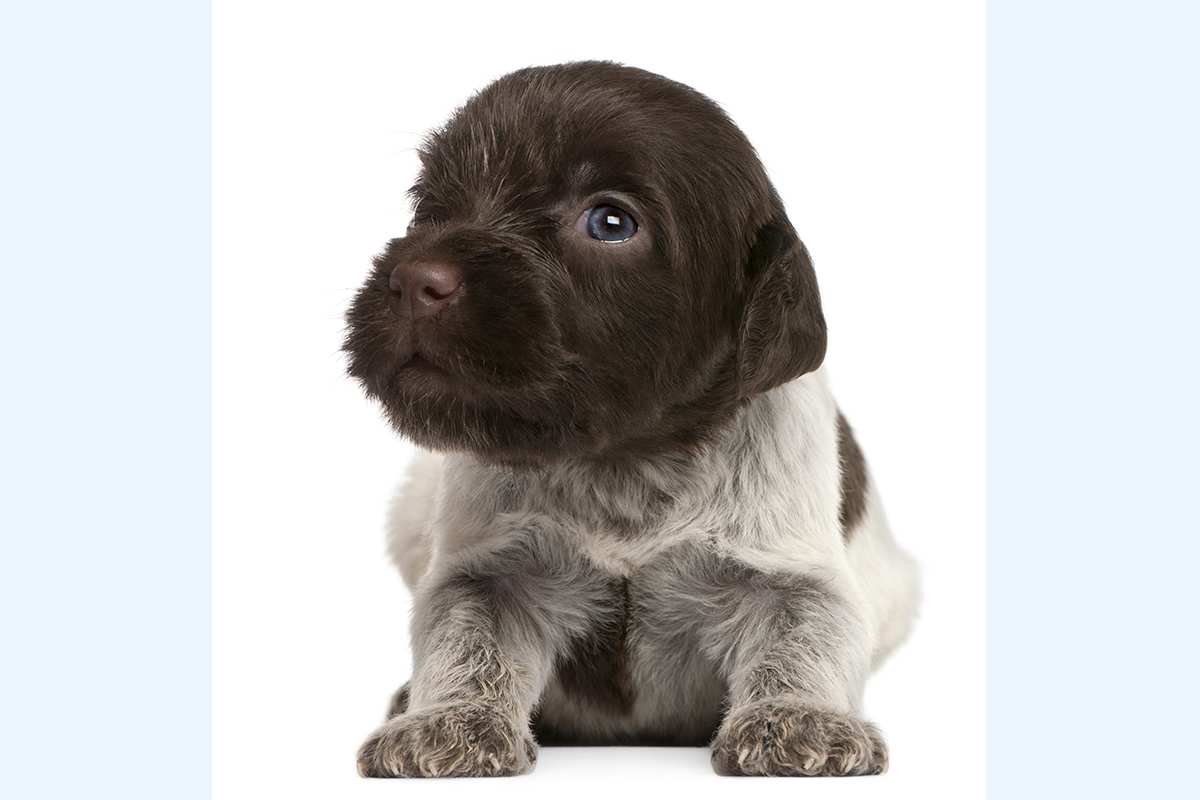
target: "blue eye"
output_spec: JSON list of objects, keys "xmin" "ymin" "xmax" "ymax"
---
[{"xmin": 583, "ymin": 204, "xmax": 638, "ymax": 242}]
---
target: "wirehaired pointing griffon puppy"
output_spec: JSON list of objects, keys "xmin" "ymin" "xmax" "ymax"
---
[{"xmin": 345, "ymin": 62, "xmax": 919, "ymax": 778}]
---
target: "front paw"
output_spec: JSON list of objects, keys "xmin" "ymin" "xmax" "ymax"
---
[
  {"xmin": 357, "ymin": 702, "xmax": 536, "ymax": 778},
  {"xmin": 711, "ymin": 699, "xmax": 887, "ymax": 777}
]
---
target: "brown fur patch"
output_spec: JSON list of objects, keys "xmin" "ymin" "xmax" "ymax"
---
[
  {"xmin": 836, "ymin": 412, "xmax": 869, "ymax": 539},
  {"xmin": 343, "ymin": 61, "xmax": 828, "ymax": 467},
  {"xmin": 548, "ymin": 577, "xmax": 636, "ymax": 717}
]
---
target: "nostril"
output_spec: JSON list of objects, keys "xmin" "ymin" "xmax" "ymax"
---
[
  {"xmin": 392, "ymin": 261, "xmax": 465, "ymax": 318},
  {"xmin": 388, "ymin": 264, "xmax": 407, "ymax": 295},
  {"xmin": 413, "ymin": 263, "xmax": 464, "ymax": 307},
  {"xmin": 421, "ymin": 281, "xmax": 461, "ymax": 302},
  {"xmin": 389, "ymin": 262, "xmax": 463, "ymax": 305}
]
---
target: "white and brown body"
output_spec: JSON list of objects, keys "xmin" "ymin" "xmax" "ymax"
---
[
  {"xmin": 345, "ymin": 62, "xmax": 919, "ymax": 777},
  {"xmin": 377, "ymin": 371, "xmax": 918, "ymax": 770}
]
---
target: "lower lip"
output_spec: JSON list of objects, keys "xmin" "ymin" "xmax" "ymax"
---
[{"xmin": 401, "ymin": 354, "xmax": 443, "ymax": 374}]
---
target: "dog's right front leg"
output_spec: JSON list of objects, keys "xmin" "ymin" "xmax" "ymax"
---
[{"xmin": 357, "ymin": 524, "xmax": 598, "ymax": 778}]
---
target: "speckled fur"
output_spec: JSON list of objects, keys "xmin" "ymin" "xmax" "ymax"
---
[{"xmin": 363, "ymin": 374, "xmax": 920, "ymax": 775}]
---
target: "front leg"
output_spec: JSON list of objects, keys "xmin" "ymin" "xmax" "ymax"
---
[
  {"xmin": 357, "ymin": 522, "xmax": 607, "ymax": 778},
  {"xmin": 707, "ymin": 568, "xmax": 887, "ymax": 776}
]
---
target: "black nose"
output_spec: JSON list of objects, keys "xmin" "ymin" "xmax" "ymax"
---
[{"xmin": 389, "ymin": 261, "xmax": 464, "ymax": 318}]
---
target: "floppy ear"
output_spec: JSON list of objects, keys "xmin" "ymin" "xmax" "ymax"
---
[{"xmin": 735, "ymin": 214, "xmax": 827, "ymax": 398}]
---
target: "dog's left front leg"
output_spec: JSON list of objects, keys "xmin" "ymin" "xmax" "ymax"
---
[
  {"xmin": 707, "ymin": 570, "xmax": 887, "ymax": 777},
  {"xmin": 357, "ymin": 525, "xmax": 601, "ymax": 778}
]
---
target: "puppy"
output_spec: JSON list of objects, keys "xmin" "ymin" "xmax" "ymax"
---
[{"xmin": 345, "ymin": 61, "xmax": 919, "ymax": 778}]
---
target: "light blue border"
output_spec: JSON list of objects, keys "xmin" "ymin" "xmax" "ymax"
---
[
  {"xmin": 0, "ymin": 2, "xmax": 211, "ymax": 798},
  {"xmin": 989, "ymin": 1, "xmax": 1199, "ymax": 797}
]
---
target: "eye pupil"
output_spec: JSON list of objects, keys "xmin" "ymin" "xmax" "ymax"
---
[{"xmin": 586, "ymin": 205, "xmax": 638, "ymax": 242}]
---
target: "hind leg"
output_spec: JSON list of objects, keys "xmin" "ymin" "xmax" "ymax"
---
[{"xmin": 844, "ymin": 487, "xmax": 920, "ymax": 668}]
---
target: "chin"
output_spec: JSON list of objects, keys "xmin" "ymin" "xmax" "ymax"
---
[{"xmin": 364, "ymin": 365, "xmax": 589, "ymax": 467}]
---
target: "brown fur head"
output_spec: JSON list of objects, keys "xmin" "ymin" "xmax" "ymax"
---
[{"xmin": 345, "ymin": 62, "xmax": 825, "ymax": 465}]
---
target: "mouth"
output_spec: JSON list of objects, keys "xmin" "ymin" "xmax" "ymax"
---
[{"xmin": 399, "ymin": 351, "xmax": 446, "ymax": 375}]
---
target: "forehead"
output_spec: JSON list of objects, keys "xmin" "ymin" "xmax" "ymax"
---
[
  {"xmin": 418, "ymin": 130, "xmax": 649, "ymax": 208},
  {"xmin": 413, "ymin": 64, "xmax": 744, "ymax": 212}
]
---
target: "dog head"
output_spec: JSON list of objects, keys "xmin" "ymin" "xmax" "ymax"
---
[{"xmin": 345, "ymin": 62, "xmax": 825, "ymax": 465}]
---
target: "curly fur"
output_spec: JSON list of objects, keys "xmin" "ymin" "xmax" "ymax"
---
[
  {"xmin": 711, "ymin": 698, "xmax": 888, "ymax": 776},
  {"xmin": 358, "ymin": 702, "xmax": 536, "ymax": 778}
]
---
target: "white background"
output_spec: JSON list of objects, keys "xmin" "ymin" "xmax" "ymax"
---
[{"xmin": 213, "ymin": 1, "xmax": 984, "ymax": 797}]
